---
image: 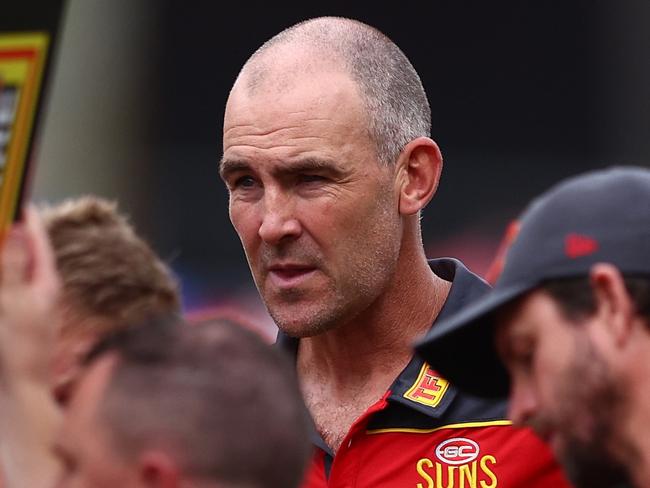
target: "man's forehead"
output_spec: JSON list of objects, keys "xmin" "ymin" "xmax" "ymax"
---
[
  {"xmin": 494, "ymin": 294, "xmax": 540, "ymax": 349},
  {"xmin": 227, "ymin": 69, "xmax": 361, "ymax": 122},
  {"xmin": 223, "ymin": 72, "xmax": 371, "ymax": 163},
  {"xmin": 227, "ymin": 43, "xmax": 361, "ymax": 121}
]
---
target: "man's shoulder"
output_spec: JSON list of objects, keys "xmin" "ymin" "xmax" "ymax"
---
[{"xmin": 428, "ymin": 257, "xmax": 491, "ymax": 319}]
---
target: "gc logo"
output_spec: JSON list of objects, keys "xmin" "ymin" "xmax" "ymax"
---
[{"xmin": 435, "ymin": 438, "xmax": 480, "ymax": 465}]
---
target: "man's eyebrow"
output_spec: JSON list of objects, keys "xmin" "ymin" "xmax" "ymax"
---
[
  {"xmin": 219, "ymin": 157, "xmax": 346, "ymax": 179},
  {"xmin": 277, "ymin": 158, "xmax": 345, "ymax": 176},
  {"xmin": 219, "ymin": 158, "xmax": 251, "ymax": 179}
]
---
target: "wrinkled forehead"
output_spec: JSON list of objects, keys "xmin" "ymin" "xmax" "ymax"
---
[
  {"xmin": 227, "ymin": 73, "xmax": 363, "ymax": 125},
  {"xmin": 222, "ymin": 77, "xmax": 375, "ymax": 169}
]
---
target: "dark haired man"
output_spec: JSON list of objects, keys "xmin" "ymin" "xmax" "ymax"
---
[{"xmin": 418, "ymin": 166, "xmax": 650, "ymax": 488}]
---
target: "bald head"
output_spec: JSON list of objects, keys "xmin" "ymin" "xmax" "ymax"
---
[{"xmin": 231, "ymin": 17, "xmax": 431, "ymax": 165}]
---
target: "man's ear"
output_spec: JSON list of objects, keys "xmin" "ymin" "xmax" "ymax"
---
[
  {"xmin": 589, "ymin": 263, "xmax": 635, "ymax": 348},
  {"xmin": 395, "ymin": 137, "xmax": 443, "ymax": 215},
  {"xmin": 138, "ymin": 450, "xmax": 181, "ymax": 488}
]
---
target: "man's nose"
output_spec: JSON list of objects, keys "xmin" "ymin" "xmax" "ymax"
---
[
  {"xmin": 258, "ymin": 190, "xmax": 301, "ymax": 245},
  {"xmin": 507, "ymin": 378, "xmax": 538, "ymax": 427}
]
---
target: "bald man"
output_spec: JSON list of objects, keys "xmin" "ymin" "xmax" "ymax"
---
[{"xmin": 220, "ymin": 17, "xmax": 571, "ymax": 487}]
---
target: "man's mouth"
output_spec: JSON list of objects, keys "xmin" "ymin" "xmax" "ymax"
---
[{"xmin": 267, "ymin": 264, "xmax": 318, "ymax": 287}]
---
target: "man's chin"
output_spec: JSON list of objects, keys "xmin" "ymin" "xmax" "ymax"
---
[
  {"xmin": 270, "ymin": 308, "xmax": 337, "ymax": 339},
  {"xmin": 560, "ymin": 438, "xmax": 632, "ymax": 488},
  {"xmin": 275, "ymin": 320, "xmax": 334, "ymax": 339}
]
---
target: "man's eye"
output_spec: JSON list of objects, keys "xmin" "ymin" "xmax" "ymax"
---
[
  {"xmin": 233, "ymin": 176, "xmax": 257, "ymax": 188},
  {"xmin": 514, "ymin": 351, "xmax": 534, "ymax": 370},
  {"xmin": 299, "ymin": 174, "xmax": 326, "ymax": 184}
]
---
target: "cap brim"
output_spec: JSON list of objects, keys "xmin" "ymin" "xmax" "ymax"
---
[{"xmin": 415, "ymin": 281, "xmax": 533, "ymax": 398}]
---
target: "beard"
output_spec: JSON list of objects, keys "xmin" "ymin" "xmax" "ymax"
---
[
  {"xmin": 561, "ymin": 435, "xmax": 632, "ymax": 488},
  {"xmin": 539, "ymin": 336, "xmax": 636, "ymax": 488}
]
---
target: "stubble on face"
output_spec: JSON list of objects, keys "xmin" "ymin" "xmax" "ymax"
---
[
  {"xmin": 257, "ymin": 178, "xmax": 402, "ymax": 338},
  {"xmin": 535, "ymin": 336, "xmax": 634, "ymax": 488},
  {"xmin": 225, "ymin": 53, "xmax": 405, "ymax": 339}
]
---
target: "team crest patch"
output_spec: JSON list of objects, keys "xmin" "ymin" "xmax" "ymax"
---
[
  {"xmin": 416, "ymin": 437, "xmax": 498, "ymax": 488},
  {"xmin": 404, "ymin": 363, "xmax": 449, "ymax": 407}
]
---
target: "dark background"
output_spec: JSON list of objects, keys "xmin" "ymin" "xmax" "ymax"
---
[{"xmin": 6, "ymin": 1, "xmax": 650, "ymax": 332}]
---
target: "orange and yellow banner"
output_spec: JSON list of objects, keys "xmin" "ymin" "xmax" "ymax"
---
[{"xmin": 0, "ymin": 32, "xmax": 49, "ymax": 229}]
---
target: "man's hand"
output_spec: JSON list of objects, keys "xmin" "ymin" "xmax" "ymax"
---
[
  {"xmin": 0, "ymin": 207, "xmax": 63, "ymax": 488},
  {"xmin": 0, "ymin": 207, "xmax": 61, "ymax": 386}
]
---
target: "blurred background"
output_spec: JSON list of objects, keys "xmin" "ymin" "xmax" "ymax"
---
[{"xmin": 5, "ymin": 0, "xmax": 650, "ymax": 338}]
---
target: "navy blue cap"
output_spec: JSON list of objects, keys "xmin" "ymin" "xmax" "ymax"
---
[{"xmin": 415, "ymin": 166, "xmax": 650, "ymax": 398}]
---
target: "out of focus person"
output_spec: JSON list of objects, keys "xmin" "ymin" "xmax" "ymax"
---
[
  {"xmin": 417, "ymin": 166, "xmax": 650, "ymax": 488},
  {"xmin": 40, "ymin": 196, "xmax": 180, "ymax": 402},
  {"xmin": 53, "ymin": 316, "xmax": 311, "ymax": 488},
  {"xmin": 220, "ymin": 16, "xmax": 570, "ymax": 487},
  {"xmin": 0, "ymin": 207, "xmax": 311, "ymax": 488},
  {"xmin": 0, "ymin": 197, "xmax": 180, "ymax": 488}
]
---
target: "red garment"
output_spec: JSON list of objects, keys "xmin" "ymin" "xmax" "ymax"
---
[
  {"xmin": 279, "ymin": 259, "xmax": 572, "ymax": 488},
  {"xmin": 302, "ymin": 389, "xmax": 569, "ymax": 487}
]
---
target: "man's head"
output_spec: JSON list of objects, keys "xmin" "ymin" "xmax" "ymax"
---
[
  {"xmin": 492, "ymin": 271, "xmax": 648, "ymax": 488},
  {"xmin": 240, "ymin": 17, "xmax": 431, "ymax": 167},
  {"xmin": 416, "ymin": 166, "xmax": 650, "ymax": 487},
  {"xmin": 221, "ymin": 17, "xmax": 443, "ymax": 337},
  {"xmin": 53, "ymin": 317, "xmax": 312, "ymax": 488},
  {"xmin": 39, "ymin": 196, "xmax": 180, "ymax": 402}
]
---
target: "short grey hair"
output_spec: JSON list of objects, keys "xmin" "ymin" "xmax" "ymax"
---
[{"xmin": 245, "ymin": 17, "xmax": 431, "ymax": 166}]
